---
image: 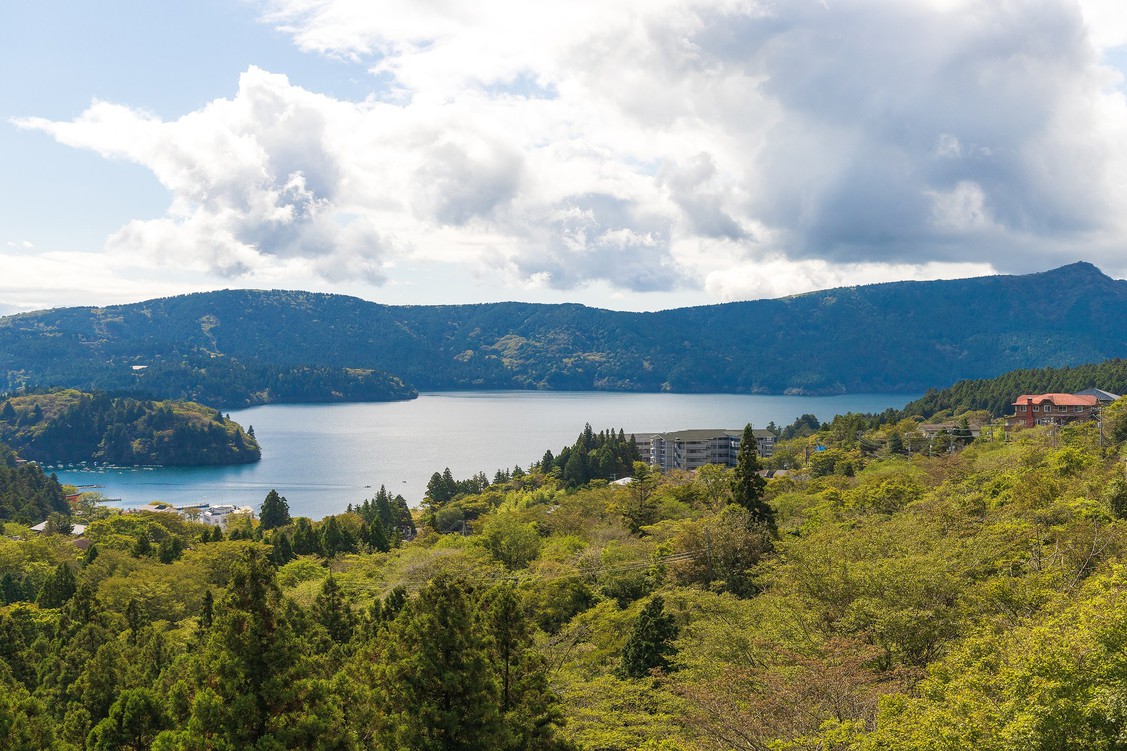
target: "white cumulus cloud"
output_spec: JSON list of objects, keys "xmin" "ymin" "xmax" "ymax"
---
[{"xmin": 15, "ymin": 0, "xmax": 1127, "ymax": 301}]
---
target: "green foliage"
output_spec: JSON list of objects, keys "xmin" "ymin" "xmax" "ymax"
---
[
  {"xmin": 619, "ymin": 595, "xmax": 679, "ymax": 678},
  {"xmin": 0, "ymin": 390, "xmax": 259, "ymax": 466},
  {"xmin": 732, "ymin": 424, "xmax": 774, "ymax": 532},
  {"xmin": 5, "ymin": 410, "xmax": 1127, "ymax": 749},
  {"xmin": 376, "ymin": 574, "xmax": 502, "ymax": 749},
  {"xmin": 0, "ymin": 449, "xmax": 68, "ymax": 524},
  {"xmin": 258, "ymin": 489, "xmax": 291, "ymax": 531}
]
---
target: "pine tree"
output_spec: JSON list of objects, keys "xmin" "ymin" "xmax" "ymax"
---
[
  {"xmin": 37, "ymin": 563, "xmax": 77, "ymax": 609},
  {"xmin": 731, "ymin": 423, "xmax": 775, "ymax": 533},
  {"xmin": 377, "ymin": 575, "xmax": 501, "ymax": 749},
  {"xmin": 313, "ymin": 574, "xmax": 354, "ymax": 645},
  {"xmin": 480, "ymin": 582, "xmax": 567, "ymax": 750},
  {"xmin": 259, "ymin": 489, "xmax": 291, "ymax": 531},
  {"xmin": 319, "ymin": 516, "xmax": 354, "ymax": 558},
  {"xmin": 619, "ymin": 595, "xmax": 679, "ymax": 679}
]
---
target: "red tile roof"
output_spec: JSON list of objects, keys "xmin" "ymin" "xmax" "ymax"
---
[{"xmin": 1011, "ymin": 393, "xmax": 1098, "ymax": 407}]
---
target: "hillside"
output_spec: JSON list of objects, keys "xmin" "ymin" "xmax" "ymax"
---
[
  {"xmin": 3, "ymin": 400, "xmax": 1127, "ymax": 748},
  {"xmin": 2, "ymin": 262, "xmax": 1127, "ymax": 403},
  {"xmin": 0, "ymin": 390, "xmax": 261, "ymax": 466}
]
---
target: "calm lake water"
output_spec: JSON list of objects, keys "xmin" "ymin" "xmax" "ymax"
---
[{"xmin": 52, "ymin": 391, "xmax": 918, "ymax": 519}]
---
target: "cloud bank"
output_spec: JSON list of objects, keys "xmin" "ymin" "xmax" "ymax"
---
[{"xmin": 16, "ymin": 0, "xmax": 1127, "ymax": 300}]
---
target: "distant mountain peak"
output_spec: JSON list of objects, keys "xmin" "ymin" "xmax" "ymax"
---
[{"xmin": 1035, "ymin": 261, "xmax": 1109, "ymax": 279}]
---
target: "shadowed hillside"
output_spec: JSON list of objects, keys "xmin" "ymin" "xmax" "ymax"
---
[{"xmin": 2, "ymin": 262, "xmax": 1126, "ymax": 405}]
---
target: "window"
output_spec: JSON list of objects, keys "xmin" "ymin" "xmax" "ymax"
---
[
  {"xmin": 1044, "ymin": 404, "xmax": 1052, "ymax": 413},
  {"xmin": 1018, "ymin": 405, "xmax": 1027, "ymax": 413},
  {"xmin": 1075, "ymin": 406, "xmax": 1084, "ymax": 413},
  {"xmin": 1033, "ymin": 405, "xmax": 1040, "ymax": 412}
]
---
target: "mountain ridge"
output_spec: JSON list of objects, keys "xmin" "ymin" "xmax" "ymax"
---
[{"xmin": 2, "ymin": 262, "xmax": 1126, "ymax": 405}]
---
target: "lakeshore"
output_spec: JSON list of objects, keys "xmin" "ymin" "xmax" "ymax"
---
[{"xmin": 53, "ymin": 390, "xmax": 919, "ymax": 518}]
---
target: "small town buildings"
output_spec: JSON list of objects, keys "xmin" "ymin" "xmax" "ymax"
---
[
  {"xmin": 649, "ymin": 428, "xmax": 775, "ymax": 472},
  {"xmin": 1004, "ymin": 393, "xmax": 1101, "ymax": 430}
]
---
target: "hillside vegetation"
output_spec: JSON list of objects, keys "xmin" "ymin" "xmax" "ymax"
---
[
  {"xmin": 4, "ymin": 401, "xmax": 1127, "ymax": 747},
  {"xmin": 903, "ymin": 357, "xmax": 1127, "ymax": 417},
  {"xmin": 0, "ymin": 390, "xmax": 260, "ymax": 466},
  {"xmin": 3, "ymin": 262, "xmax": 1127, "ymax": 403}
]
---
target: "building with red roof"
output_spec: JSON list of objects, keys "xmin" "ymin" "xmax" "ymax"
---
[{"xmin": 1004, "ymin": 393, "xmax": 1099, "ymax": 430}]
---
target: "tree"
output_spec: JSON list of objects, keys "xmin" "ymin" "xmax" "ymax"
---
[
  {"xmin": 319, "ymin": 515, "xmax": 355, "ymax": 557},
  {"xmin": 86, "ymin": 688, "xmax": 169, "ymax": 751},
  {"xmin": 377, "ymin": 575, "xmax": 501, "ymax": 749},
  {"xmin": 731, "ymin": 424, "xmax": 775, "ymax": 533},
  {"xmin": 259, "ymin": 489, "xmax": 291, "ymax": 531},
  {"xmin": 620, "ymin": 461, "xmax": 658, "ymax": 534},
  {"xmin": 481, "ymin": 513, "xmax": 542, "ymax": 570},
  {"xmin": 37, "ymin": 563, "xmax": 77, "ymax": 609},
  {"xmin": 480, "ymin": 582, "xmax": 568, "ymax": 750},
  {"xmin": 619, "ymin": 595, "xmax": 679, "ymax": 679},
  {"xmin": 44, "ymin": 512, "xmax": 73, "ymax": 536},
  {"xmin": 696, "ymin": 463, "xmax": 731, "ymax": 510},
  {"xmin": 313, "ymin": 574, "xmax": 354, "ymax": 645}
]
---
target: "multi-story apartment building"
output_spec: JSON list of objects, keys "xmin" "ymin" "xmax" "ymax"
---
[{"xmin": 649, "ymin": 428, "xmax": 775, "ymax": 471}]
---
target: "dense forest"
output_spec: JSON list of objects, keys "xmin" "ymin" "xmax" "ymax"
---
[
  {"xmin": 4, "ymin": 262, "xmax": 1127, "ymax": 401},
  {"xmin": 902, "ymin": 357, "xmax": 1127, "ymax": 417},
  {"xmin": 2, "ymin": 351, "xmax": 416, "ymax": 410},
  {"xmin": 6, "ymin": 389, "xmax": 1127, "ymax": 747},
  {"xmin": 0, "ymin": 442, "xmax": 69, "ymax": 525},
  {"xmin": 0, "ymin": 390, "xmax": 260, "ymax": 466}
]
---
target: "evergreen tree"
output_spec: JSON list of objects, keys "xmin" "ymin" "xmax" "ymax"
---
[
  {"xmin": 480, "ymin": 582, "xmax": 568, "ymax": 750},
  {"xmin": 318, "ymin": 515, "xmax": 354, "ymax": 558},
  {"xmin": 313, "ymin": 574, "xmax": 354, "ymax": 645},
  {"xmin": 259, "ymin": 489, "xmax": 291, "ymax": 530},
  {"xmin": 86, "ymin": 688, "xmax": 169, "ymax": 751},
  {"xmin": 366, "ymin": 518, "xmax": 391, "ymax": 553},
  {"xmin": 37, "ymin": 563, "xmax": 77, "ymax": 609},
  {"xmin": 377, "ymin": 575, "xmax": 501, "ymax": 749},
  {"xmin": 731, "ymin": 423, "xmax": 775, "ymax": 533},
  {"xmin": 132, "ymin": 533, "xmax": 152, "ymax": 558},
  {"xmin": 290, "ymin": 517, "xmax": 318, "ymax": 555},
  {"xmin": 269, "ymin": 531, "xmax": 294, "ymax": 566},
  {"xmin": 619, "ymin": 595, "xmax": 679, "ymax": 679}
]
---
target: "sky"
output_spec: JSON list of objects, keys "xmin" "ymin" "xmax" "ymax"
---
[{"xmin": 4, "ymin": 0, "xmax": 1127, "ymax": 315}]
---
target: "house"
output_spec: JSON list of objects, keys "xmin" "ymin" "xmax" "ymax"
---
[
  {"xmin": 649, "ymin": 428, "xmax": 775, "ymax": 472},
  {"xmin": 918, "ymin": 422, "xmax": 983, "ymax": 439},
  {"xmin": 182, "ymin": 503, "xmax": 256, "ymax": 527},
  {"xmin": 1074, "ymin": 387, "xmax": 1120, "ymax": 405},
  {"xmin": 29, "ymin": 520, "xmax": 87, "ymax": 536},
  {"xmin": 1004, "ymin": 393, "xmax": 1100, "ymax": 430}
]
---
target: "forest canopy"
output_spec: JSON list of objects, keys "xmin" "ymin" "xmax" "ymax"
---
[{"xmin": 0, "ymin": 390, "xmax": 260, "ymax": 466}]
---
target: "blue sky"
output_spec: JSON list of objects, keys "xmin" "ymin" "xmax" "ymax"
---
[{"xmin": 4, "ymin": 0, "xmax": 1127, "ymax": 314}]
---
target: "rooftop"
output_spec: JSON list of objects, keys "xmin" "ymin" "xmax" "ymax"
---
[{"xmin": 1011, "ymin": 393, "xmax": 1098, "ymax": 407}]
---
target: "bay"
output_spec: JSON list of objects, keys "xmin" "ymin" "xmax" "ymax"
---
[{"xmin": 51, "ymin": 390, "xmax": 918, "ymax": 519}]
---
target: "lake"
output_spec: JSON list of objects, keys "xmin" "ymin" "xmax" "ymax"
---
[{"xmin": 52, "ymin": 390, "xmax": 918, "ymax": 519}]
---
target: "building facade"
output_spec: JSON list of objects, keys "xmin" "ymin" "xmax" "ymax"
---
[
  {"xmin": 1004, "ymin": 393, "xmax": 1099, "ymax": 430},
  {"xmin": 649, "ymin": 428, "xmax": 775, "ymax": 471}
]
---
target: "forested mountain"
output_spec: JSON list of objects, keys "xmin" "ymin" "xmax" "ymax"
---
[
  {"xmin": 3, "ymin": 262, "xmax": 1127, "ymax": 402},
  {"xmin": 0, "ymin": 390, "xmax": 260, "ymax": 466}
]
